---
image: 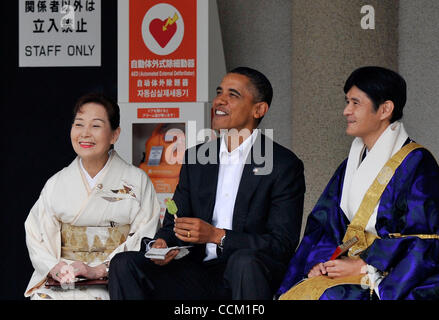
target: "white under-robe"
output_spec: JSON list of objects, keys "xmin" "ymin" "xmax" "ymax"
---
[{"xmin": 24, "ymin": 150, "xmax": 161, "ymax": 299}]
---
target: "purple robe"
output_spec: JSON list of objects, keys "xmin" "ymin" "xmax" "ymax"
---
[{"xmin": 277, "ymin": 147, "xmax": 439, "ymax": 300}]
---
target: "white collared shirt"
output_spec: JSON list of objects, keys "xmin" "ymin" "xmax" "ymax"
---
[{"xmin": 204, "ymin": 129, "xmax": 259, "ymax": 261}]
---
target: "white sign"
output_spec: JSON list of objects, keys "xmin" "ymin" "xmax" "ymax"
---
[{"xmin": 19, "ymin": 0, "xmax": 101, "ymax": 67}]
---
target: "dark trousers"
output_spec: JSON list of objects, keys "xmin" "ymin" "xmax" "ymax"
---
[{"xmin": 108, "ymin": 248, "xmax": 286, "ymax": 300}]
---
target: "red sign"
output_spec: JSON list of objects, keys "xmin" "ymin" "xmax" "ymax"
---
[{"xmin": 129, "ymin": 0, "xmax": 197, "ymax": 102}]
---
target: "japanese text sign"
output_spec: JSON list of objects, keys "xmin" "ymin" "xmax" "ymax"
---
[
  {"xmin": 19, "ymin": 0, "xmax": 101, "ymax": 67},
  {"xmin": 129, "ymin": 0, "xmax": 197, "ymax": 102}
]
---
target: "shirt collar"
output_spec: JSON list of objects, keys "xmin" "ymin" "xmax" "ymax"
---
[{"xmin": 219, "ymin": 129, "xmax": 259, "ymax": 163}]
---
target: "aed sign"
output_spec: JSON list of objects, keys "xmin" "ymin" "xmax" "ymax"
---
[
  {"xmin": 18, "ymin": 0, "xmax": 101, "ymax": 67},
  {"xmin": 129, "ymin": 0, "xmax": 197, "ymax": 102}
]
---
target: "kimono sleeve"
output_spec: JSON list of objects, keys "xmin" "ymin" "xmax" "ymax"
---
[
  {"xmin": 361, "ymin": 149, "xmax": 439, "ymax": 299},
  {"xmin": 277, "ymin": 160, "xmax": 349, "ymax": 296},
  {"xmin": 24, "ymin": 178, "xmax": 61, "ymax": 296},
  {"xmin": 105, "ymin": 171, "xmax": 161, "ymax": 261}
]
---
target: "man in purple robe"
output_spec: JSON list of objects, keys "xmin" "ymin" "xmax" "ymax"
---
[{"xmin": 277, "ymin": 66, "xmax": 439, "ymax": 300}]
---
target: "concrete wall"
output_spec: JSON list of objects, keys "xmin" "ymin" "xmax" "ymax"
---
[
  {"xmin": 290, "ymin": 0, "xmax": 399, "ymax": 228},
  {"xmin": 216, "ymin": 0, "xmax": 438, "ymax": 235},
  {"xmin": 399, "ymin": 0, "xmax": 439, "ymax": 159},
  {"xmin": 217, "ymin": 0, "xmax": 292, "ymax": 148}
]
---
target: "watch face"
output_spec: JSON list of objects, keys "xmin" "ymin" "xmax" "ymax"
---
[{"xmin": 220, "ymin": 235, "xmax": 226, "ymax": 247}]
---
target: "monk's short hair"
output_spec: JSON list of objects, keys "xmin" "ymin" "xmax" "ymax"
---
[{"xmin": 344, "ymin": 66, "xmax": 407, "ymax": 123}]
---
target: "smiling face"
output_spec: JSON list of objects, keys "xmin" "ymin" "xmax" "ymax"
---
[
  {"xmin": 212, "ymin": 73, "xmax": 264, "ymax": 132},
  {"xmin": 343, "ymin": 85, "xmax": 392, "ymax": 149},
  {"xmin": 70, "ymin": 102, "xmax": 120, "ymax": 163}
]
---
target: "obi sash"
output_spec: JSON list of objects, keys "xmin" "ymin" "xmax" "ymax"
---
[{"xmin": 61, "ymin": 223, "xmax": 130, "ymax": 264}]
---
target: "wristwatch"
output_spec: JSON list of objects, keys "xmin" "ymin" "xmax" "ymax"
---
[{"xmin": 218, "ymin": 234, "xmax": 226, "ymax": 250}]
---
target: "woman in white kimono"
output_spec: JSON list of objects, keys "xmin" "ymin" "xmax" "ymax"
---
[{"xmin": 24, "ymin": 93, "xmax": 161, "ymax": 300}]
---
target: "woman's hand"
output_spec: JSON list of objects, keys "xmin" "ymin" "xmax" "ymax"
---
[
  {"xmin": 323, "ymin": 257, "xmax": 367, "ymax": 278},
  {"xmin": 70, "ymin": 261, "xmax": 107, "ymax": 280},
  {"xmin": 150, "ymin": 238, "xmax": 179, "ymax": 266},
  {"xmin": 49, "ymin": 261, "xmax": 69, "ymax": 282}
]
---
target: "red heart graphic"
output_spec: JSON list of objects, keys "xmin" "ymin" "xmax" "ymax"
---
[{"xmin": 149, "ymin": 18, "xmax": 177, "ymax": 48}]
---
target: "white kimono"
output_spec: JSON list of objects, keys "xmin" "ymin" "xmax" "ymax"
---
[{"xmin": 24, "ymin": 151, "xmax": 161, "ymax": 299}]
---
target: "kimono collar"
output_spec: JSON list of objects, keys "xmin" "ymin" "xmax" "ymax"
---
[
  {"xmin": 340, "ymin": 121, "xmax": 409, "ymax": 227},
  {"xmin": 79, "ymin": 150, "xmax": 114, "ymax": 189}
]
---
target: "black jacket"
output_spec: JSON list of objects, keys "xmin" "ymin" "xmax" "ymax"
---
[{"xmin": 156, "ymin": 132, "xmax": 306, "ymax": 266}]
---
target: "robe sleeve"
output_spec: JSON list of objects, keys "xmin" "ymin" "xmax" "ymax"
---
[
  {"xmin": 24, "ymin": 178, "xmax": 61, "ymax": 297},
  {"xmin": 105, "ymin": 172, "xmax": 161, "ymax": 262},
  {"xmin": 277, "ymin": 160, "xmax": 349, "ymax": 296},
  {"xmin": 360, "ymin": 149, "xmax": 439, "ymax": 299}
]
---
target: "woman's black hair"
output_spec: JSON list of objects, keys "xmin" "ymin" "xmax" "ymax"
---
[{"xmin": 73, "ymin": 93, "xmax": 120, "ymax": 130}]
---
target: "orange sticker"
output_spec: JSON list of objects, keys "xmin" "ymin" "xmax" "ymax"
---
[
  {"xmin": 137, "ymin": 107, "xmax": 180, "ymax": 119},
  {"xmin": 129, "ymin": 0, "xmax": 197, "ymax": 102}
]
